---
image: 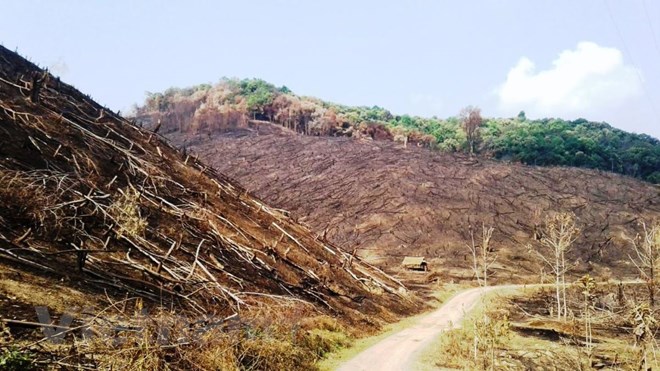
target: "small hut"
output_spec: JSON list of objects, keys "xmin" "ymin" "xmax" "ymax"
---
[{"xmin": 402, "ymin": 256, "xmax": 428, "ymax": 271}]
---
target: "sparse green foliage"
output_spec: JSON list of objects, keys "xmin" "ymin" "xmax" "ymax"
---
[
  {"xmin": 473, "ymin": 313, "xmax": 511, "ymax": 370},
  {"xmin": 0, "ymin": 347, "xmax": 34, "ymax": 370},
  {"xmin": 437, "ymin": 311, "xmax": 511, "ymax": 370}
]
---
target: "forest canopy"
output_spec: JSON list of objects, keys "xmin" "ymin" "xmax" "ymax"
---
[{"xmin": 135, "ymin": 78, "xmax": 660, "ymax": 184}]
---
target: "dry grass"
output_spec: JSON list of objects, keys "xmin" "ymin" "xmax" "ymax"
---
[
  {"xmin": 435, "ymin": 301, "xmax": 513, "ymax": 370},
  {"xmin": 0, "ymin": 169, "xmax": 66, "ymax": 234},
  {"xmin": 0, "ymin": 279, "xmax": 91, "ymax": 314},
  {"xmin": 84, "ymin": 309, "xmax": 353, "ymax": 370},
  {"xmin": 0, "ymin": 294, "xmax": 355, "ymax": 370},
  {"xmin": 107, "ymin": 187, "xmax": 148, "ymax": 239},
  {"xmin": 433, "ymin": 284, "xmax": 660, "ymax": 370}
]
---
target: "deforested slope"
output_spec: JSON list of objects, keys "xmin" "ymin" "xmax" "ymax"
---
[
  {"xmin": 158, "ymin": 123, "xmax": 660, "ymax": 281},
  {"xmin": 134, "ymin": 79, "xmax": 660, "ymax": 183},
  {"xmin": 0, "ymin": 46, "xmax": 414, "ymax": 368}
]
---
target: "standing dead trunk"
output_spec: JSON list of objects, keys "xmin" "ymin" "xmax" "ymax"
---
[
  {"xmin": 626, "ymin": 221, "xmax": 660, "ymax": 308},
  {"xmin": 530, "ymin": 212, "xmax": 579, "ymax": 321},
  {"xmin": 466, "ymin": 223, "xmax": 496, "ymax": 287},
  {"xmin": 555, "ymin": 252, "xmax": 562, "ymax": 321},
  {"xmin": 30, "ymin": 71, "xmax": 47, "ymax": 104},
  {"xmin": 467, "ymin": 224, "xmax": 482, "ymax": 286},
  {"xmin": 561, "ymin": 249, "xmax": 568, "ymax": 318},
  {"xmin": 649, "ymin": 249, "xmax": 655, "ymax": 307},
  {"xmin": 481, "ymin": 224, "xmax": 494, "ymax": 287}
]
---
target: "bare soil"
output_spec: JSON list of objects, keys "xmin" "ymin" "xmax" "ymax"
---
[
  {"xmin": 337, "ymin": 285, "xmax": 503, "ymax": 371},
  {"xmin": 156, "ymin": 121, "xmax": 660, "ymax": 283}
]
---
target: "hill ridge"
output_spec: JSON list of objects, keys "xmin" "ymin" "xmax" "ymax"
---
[{"xmin": 134, "ymin": 78, "xmax": 660, "ymax": 183}]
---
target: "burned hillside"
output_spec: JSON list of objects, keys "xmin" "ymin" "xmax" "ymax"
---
[
  {"xmin": 152, "ymin": 122, "xmax": 660, "ymax": 282},
  {"xmin": 0, "ymin": 44, "xmax": 415, "ymax": 335}
]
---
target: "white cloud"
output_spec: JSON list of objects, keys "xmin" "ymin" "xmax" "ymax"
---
[{"xmin": 496, "ymin": 42, "xmax": 642, "ymax": 117}]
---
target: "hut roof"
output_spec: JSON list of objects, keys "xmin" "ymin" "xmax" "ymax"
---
[{"xmin": 402, "ymin": 256, "xmax": 426, "ymax": 266}]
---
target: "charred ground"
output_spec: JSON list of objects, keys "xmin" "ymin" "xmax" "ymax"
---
[{"xmin": 152, "ymin": 121, "xmax": 659, "ymax": 283}]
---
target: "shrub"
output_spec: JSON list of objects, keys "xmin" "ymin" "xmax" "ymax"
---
[
  {"xmin": 437, "ymin": 311, "xmax": 511, "ymax": 370},
  {"xmin": 0, "ymin": 348, "xmax": 35, "ymax": 370}
]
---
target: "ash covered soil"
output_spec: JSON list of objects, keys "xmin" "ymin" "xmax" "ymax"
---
[{"xmin": 162, "ymin": 122, "xmax": 660, "ymax": 282}]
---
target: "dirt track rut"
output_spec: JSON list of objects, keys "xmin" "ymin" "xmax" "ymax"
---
[{"xmin": 337, "ymin": 286, "xmax": 506, "ymax": 371}]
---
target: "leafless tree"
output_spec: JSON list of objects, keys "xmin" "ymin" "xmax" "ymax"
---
[
  {"xmin": 578, "ymin": 274, "xmax": 595, "ymax": 362},
  {"xmin": 631, "ymin": 303, "xmax": 658, "ymax": 370},
  {"xmin": 530, "ymin": 212, "xmax": 579, "ymax": 320},
  {"xmin": 467, "ymin": 223, "xmax": 497, "ymax": 287},
  {"xmin": 459, "ymin": 106, "xmax": 483, "ymax": 155},
  {"xmin": 625, "ymin": 220, "xmax": 660, "ymax": 307}
]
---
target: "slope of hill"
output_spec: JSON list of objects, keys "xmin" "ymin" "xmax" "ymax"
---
[
  {"xmin": 151, "ymin": 122, "xmax": 659, "ymax": 282},
  {"xmin": 0, "ymin": 46, "xmax": 415, "ymax": 369},
  {"xmin": 135, "ymin": 79, "xmax": 660, "ymax": 183}
]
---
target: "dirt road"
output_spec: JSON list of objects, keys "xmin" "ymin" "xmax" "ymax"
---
[{"xmin": 336, "ymin": 286, "xmax": 505, "ymax": 371}]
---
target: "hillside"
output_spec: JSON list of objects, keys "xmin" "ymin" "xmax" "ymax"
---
[
  {"xmin": 0, "ymin": 46, "xmax": 415, "ymax": 369},
  {"xmin": 142, "ymin": 121, "xmax": 660, "ymax": 282},
  {"xmin": 135, "ymin": 79, "xmax": 660, "ymax": 183}
]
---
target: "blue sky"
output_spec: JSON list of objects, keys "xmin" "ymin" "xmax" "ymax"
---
[{"xmin": 2, "ymin": 0, "xmax": 659, "ymax": 138}]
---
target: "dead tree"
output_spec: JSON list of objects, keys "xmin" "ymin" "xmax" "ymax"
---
[
  {"xmin": 30, "ymin": 70, "xmax": 48, "ymax": 104},
  {"xmin": 631, "ymin": 303, "xmax": 658, "ymax": 370},
  {"xmin": 467, "ymin": 223, "xmax": 497, "ymax": 287},
  {"xmin": 459, "ymin": 106, "xmax": 483, "ymax": 155},
  {"xmin": 530, "ymin": 212, "xmax": 579, "ymax": 320},
  {"xmin": 578, "ymin": 274, "xmax": 595, "ymax": 362},
  {"xmin": 626, "ymin": 220, "xmax": 660, "ymax": 307}
]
